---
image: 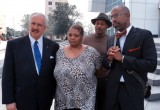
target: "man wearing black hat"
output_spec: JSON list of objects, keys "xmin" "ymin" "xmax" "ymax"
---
[{"xmin": 82, "ymin": 13, "xmax": 112, "ymax": 110}]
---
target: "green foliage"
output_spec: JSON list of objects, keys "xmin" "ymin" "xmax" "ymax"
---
[
  {"xmin": 46, "ymin": 3, "xmax": 81, "ymax": 39},
  {"xmin": 6, "ymin": 27, "xmax": 14, "ymax": 37},
  {"xmin": 21, "ymin": 14, "xmax": 30, "ymax": 32}
]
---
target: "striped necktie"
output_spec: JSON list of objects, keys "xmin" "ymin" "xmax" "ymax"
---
[{"xmin": 34, "ymin": 41, "xmax": 41, "ymax": 73}]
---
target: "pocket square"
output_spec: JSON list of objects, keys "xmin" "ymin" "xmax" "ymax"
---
[
  {"xmin": 128, "ymin": 47, "xmax": 140, "ymax": 53},
  {"xmin": 50, "ymin": 56, "xmax": 54, "ymax": 59}
]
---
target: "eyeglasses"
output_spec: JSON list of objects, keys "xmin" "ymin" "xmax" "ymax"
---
[{"xmin": 110, "ymin": 13, "xmax": 126, "ymax": 19}]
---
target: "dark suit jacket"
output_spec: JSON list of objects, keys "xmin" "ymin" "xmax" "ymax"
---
[
  {"xmin": 2, "ymin": 35, "xmax": 59, "ymax": 110},
  {"xmin": 102, "ymin": 26, "xmax": 157, "ymax": 110}
]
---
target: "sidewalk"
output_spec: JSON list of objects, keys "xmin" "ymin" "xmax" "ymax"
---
[
  {"xmin": 0, "ymin": 41, "xmax": 7, "ymax": 51},
  {"xmin": 0, "ymin": 79, "xmax": 6, "ymax": 110}
]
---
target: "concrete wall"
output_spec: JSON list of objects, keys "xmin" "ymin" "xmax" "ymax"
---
[
  {"xmin": 128, "ymin": 0, "xmax": 160, "ymax": 37},
  {"xmin": 88, "ymin": 0, "xmax": 160, "ymax": 37},
  {"xmin": 88, "ymin": 0, "xmax": 106, "ymax": 13}
]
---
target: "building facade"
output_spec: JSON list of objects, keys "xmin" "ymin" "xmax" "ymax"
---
[
  {"xmin": 89, "ymin": 0, "xmax": 160, "ymax": 37},
  {"xmin": 45, "ymin": 0, "xmax": 68, "ymax": 16}
]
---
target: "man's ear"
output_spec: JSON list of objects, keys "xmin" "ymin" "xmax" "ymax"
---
[{"xmin": 127, "ymin": 13, "xmax": 130, "ymax": 17}]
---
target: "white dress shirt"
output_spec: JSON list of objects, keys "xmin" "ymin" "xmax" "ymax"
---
[
  {"xmin": 119, "ymin": 25, "xmax": 132, "ymax": 82},
  {"xmin": 29, "ymin": 34, "xmax": 43, "ymax": 74}
]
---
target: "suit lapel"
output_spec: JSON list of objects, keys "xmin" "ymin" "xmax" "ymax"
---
[
  {"xmin": 122, "ymin": 26, "xmax": 136, "ymax": 54},
  {"xmin": 40, "ymin": 37, "xmax": 50, "ymax": 75},
  {"xmin": 22, "ymin": 36, "xmax": 37, "ymax": 73}
]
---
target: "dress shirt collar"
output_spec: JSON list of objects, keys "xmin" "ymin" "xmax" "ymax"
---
[
  {"xmin": 117, "ymin": 25, "xmax": 132, "ymax": 37},
  {"xmin": 126, "ymin": 25, "xmax": 132, "ymax": 36},
  {"xmin": 29, "ymin": 33, "xmax": 43, "ymax": 47}
]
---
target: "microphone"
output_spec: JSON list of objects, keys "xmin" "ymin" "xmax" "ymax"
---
[{"xmin": 113, "ymin": 37, "xmax": 117, "ymax": 47}]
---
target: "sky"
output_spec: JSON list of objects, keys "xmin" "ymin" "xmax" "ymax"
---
[
  {"xmin": 2, "ymin": 0, "xmax": 45, "ymax": 30},
  {"xmin": 1, "ymin": 0, "xmax": 98, "ymax": 31}
]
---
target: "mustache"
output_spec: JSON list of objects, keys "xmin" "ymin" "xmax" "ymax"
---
[
  {"xmin": 32, "ymin": 29, "xmax": 39, "ymax": 32},
  {"xmin": 112, "ymin": 21, "xmax": 119, "ymax": 25},
  {"xmin": 96, "ymin": 28, "xmax": 102, "ymax": 31}
]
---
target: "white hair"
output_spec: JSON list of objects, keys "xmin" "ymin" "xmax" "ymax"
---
[{"xmin": 29, "ymin": 12, "xmax": 48, "ymax": 26}]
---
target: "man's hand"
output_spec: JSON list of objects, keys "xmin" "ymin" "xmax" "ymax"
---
[
  {"xmin": 108, "ymin": 46, "xmax": 123, "ymax": 62},
  {"xmin": 6, "ymin": 103, "xmax": 17, "ymax": 110}
]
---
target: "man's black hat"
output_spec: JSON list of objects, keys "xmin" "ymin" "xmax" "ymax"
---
[{"xmin": 91, "ymin": 13, "xmax": 112, "ymax": 27}]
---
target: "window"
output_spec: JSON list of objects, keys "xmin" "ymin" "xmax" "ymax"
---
[
  {"xmin": 48, "ymin": 1, "xmax": 52, "ymax": 5},
  {"xmin": 55, "ymin": 2, "xmax": 57, "ymax": 5}
]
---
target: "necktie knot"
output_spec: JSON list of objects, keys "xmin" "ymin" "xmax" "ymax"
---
[
  {"xmin": 35, "ymin": 41, "xmax": 38, "ymax": 44},
  {"xmin": 116, "ymin": 30, "xmax": 127, "ymax": 39}
]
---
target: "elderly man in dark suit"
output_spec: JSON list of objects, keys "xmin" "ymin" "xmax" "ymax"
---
[
  {"xmin": 102, "ymin": 6, "xmax": 157, "ymax": 110},
  {"xmin": 2, "ymin": 12, "xmax": 59, "ymax": 110}
]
